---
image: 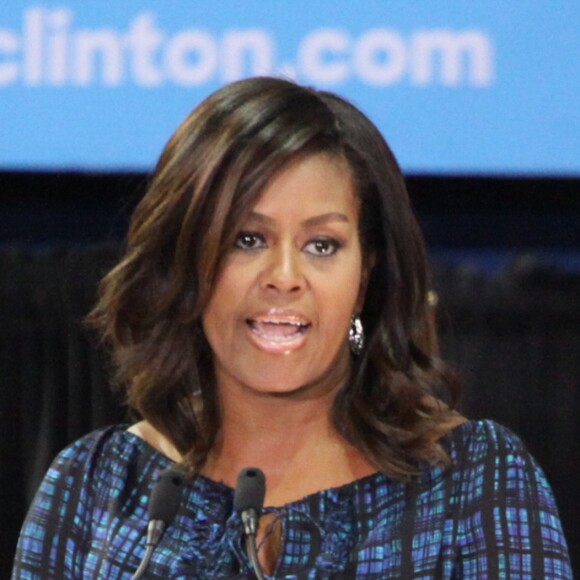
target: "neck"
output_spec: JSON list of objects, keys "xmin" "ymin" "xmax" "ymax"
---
[
  {"xmin": 212, "ymin": 382, "xmax": 338, "ymax": 465},
  {"xmin": 203, "ymin": 372, "xmax": 376, "ymax": 505}
]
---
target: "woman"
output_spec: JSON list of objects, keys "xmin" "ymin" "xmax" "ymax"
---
[{"xmin": 13, "ymin": 77, "xmax": 572, "ymax": 578}]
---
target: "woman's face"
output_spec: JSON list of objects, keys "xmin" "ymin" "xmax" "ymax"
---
[{"xmin": 202, "ymin": 153, "xmax": 367, "ymax": 398}]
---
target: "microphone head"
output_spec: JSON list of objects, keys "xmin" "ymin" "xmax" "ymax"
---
[
  {"xmin": 234, "ymin": 467, "xmax": 266, "ymax": 514},
  {"xmin": 148, "ymin": 465, "xmax": 185, "ymax": 523}
]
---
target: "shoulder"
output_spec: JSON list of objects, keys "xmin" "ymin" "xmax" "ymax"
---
[
  {"xmin": 13, "ymin": 426, "xmax": 175, "ymax": 574},
  {"xmin": 449, "ymin": 421, "xmax": 571, "ymax": 558},
  {"xmin": 127, "ymin": 420, "xmax": 183, "ymax": 462},
  {"xmin": 19, "ymin": 425, "xmax": 172, "ymax": 540},
  {"xmin": 50, "ymin": 424, "xmax": 141, "ymax": 469},
  {"xmin": 445, "ymin": 419, "xmax": 545, "ymax": 479},
  {"xmin": 445, "ymin": 419, "xmax": 550, "ymax": 492},
  {"xmin": 440, "ymin": 420, "xmax": 573, "ymax": 576},
  {"xmin": 51, "ymin": 424, "xmax": 131, "ymax": 466},
  {"xmin": 448, "ymin": 418, "xmax": 529, "ymax": 456},
  {"xmin": 439, "ymin": 419, "xmax": 569, "ymax": 542},
  {"xmin": 43, "ymin": 424, "xmax": 172, "ymax": 500}
]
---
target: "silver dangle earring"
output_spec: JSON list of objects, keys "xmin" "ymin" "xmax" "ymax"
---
[{"xmin": 349, "ymin": 315, "xmax": 365, "ymax": 355}]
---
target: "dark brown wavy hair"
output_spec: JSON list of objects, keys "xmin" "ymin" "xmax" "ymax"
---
[{"xmin": 88, "ymin": 76, "xmax": 460, "ymax": 479}]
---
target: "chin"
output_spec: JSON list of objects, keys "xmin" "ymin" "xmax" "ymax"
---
[
  {"xmin": 243, "ymin": 370, "xmax": 343, "ymax": 400},
  {"xmin": 243, "ymin": 377, "xmax": 310, "ymax": 396}
]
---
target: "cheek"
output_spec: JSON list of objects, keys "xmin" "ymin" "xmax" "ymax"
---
[
  {"xmin": 201, "ymin": 263, "xmax": 257, "ymax": 347},
  {"xmin": 325, "ymin": 295, "xmax": 356, "ymax": 337},
  {"xmin": 202, "ymin": 278, "xmax": 237, "ymax": 343},
  {"xmin": 319, "ymin": 265, "xmax": 362, "ymax": 331}
]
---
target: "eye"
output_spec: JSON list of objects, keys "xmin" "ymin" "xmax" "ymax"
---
[
  {"xmin": 303, "ymin": 237, "xmax": 342, "ymax": 257},
  {"xmin": 234, "ymin": 231, "xmax": 267, "ymax": 250}
]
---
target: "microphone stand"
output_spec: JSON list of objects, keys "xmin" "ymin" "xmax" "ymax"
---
[
  {"xmin": 130, "ymin": 466, "xmax": 185, "ymax": 580},
  {"xmin": 241, "ymin": 507, "xmax": 266, "ymax": 580},
  {"xmin": 235, "ymin": 468, "xmax": 267, "ymax": 580}
]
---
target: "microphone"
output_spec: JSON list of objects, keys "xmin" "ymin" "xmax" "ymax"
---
[
  {"xmin": 234, "ymin": 467, "xmax": 266, "ymax": 580},
  {"xmin": 130, "ymin": 465, "xmax": 185, "ymax": 580}
]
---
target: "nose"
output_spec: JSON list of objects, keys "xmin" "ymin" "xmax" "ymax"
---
[{"xmin": 259, "ymin": 245, "xmax": 305, "ymax": 295}]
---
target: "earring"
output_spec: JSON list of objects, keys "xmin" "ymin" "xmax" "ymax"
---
[{"xmin": 349, "ymin": 315, "xmax": 365, "ymax": 355}]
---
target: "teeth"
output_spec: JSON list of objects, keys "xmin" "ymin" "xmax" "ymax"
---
[{"xmin": 248, "ymin": 319, "xmax": 309, "ymax": 342}]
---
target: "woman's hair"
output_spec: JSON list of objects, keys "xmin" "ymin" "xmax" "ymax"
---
[{"xmin": 88, "ymin": 76, "xmax": 460, "ymax": 479}]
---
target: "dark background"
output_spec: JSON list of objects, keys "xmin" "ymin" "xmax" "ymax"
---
[{"xmin": 1, "ymin": 171, "xmax": 579, "ymax": 577}]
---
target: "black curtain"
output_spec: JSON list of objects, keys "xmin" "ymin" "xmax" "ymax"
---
[
  {"xmin": 0, "ymin": 247, "xmax": 127, "ymax": 577},
  {"xmin": 1, "ymin": 247, "xmax": 579, "ymax": 577}
]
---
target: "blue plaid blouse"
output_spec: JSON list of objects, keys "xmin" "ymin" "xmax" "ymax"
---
[{"xmin": 12, "ymin": 420, "xmax": 572, "ymax": 578}]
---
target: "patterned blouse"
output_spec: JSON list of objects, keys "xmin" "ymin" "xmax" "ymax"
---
[{"xmin": 12, "ymin": 420, "xmax": 572, "ymax": 579}]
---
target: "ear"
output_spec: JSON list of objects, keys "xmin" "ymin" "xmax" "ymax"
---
[{"xmin": 355, "ymin": 252, "xmax": 376, "ymax": 313}]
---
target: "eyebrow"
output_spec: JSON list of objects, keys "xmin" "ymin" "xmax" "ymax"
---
[{"xmin": 246, "ymin": 211, "xmax": 351, "ymax": 228}]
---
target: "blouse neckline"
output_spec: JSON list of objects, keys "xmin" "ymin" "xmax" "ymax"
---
[{"xmin": 122, "ymin": 420, "xmax": 474, "ymax": 509}]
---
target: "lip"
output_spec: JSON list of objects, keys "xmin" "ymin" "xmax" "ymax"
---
[
  {"xmin": 248, "ymin": 309, "xmax": 311, "ymax": 325},
  {"xmin": 245, "ymin": 309, "xmax": 311, "ymax": 355}
]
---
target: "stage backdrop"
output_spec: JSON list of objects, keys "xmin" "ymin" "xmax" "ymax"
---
[
  {"xmin": 1, "ymin": 1, "xmax": 579, "ymax": 175},
  {"xmin": 1, "ymin": 247, "xmax": 579, "ymax": 575}
]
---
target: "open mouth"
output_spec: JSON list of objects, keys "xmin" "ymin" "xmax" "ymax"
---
[{"xmin": 246, "ymin": 319, "xmax": 311, "ymax": 343}]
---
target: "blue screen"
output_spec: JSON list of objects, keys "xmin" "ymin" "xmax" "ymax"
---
[{"xmin": 1, "ymin": 1, "xmax": 579, "ymax": 175}]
